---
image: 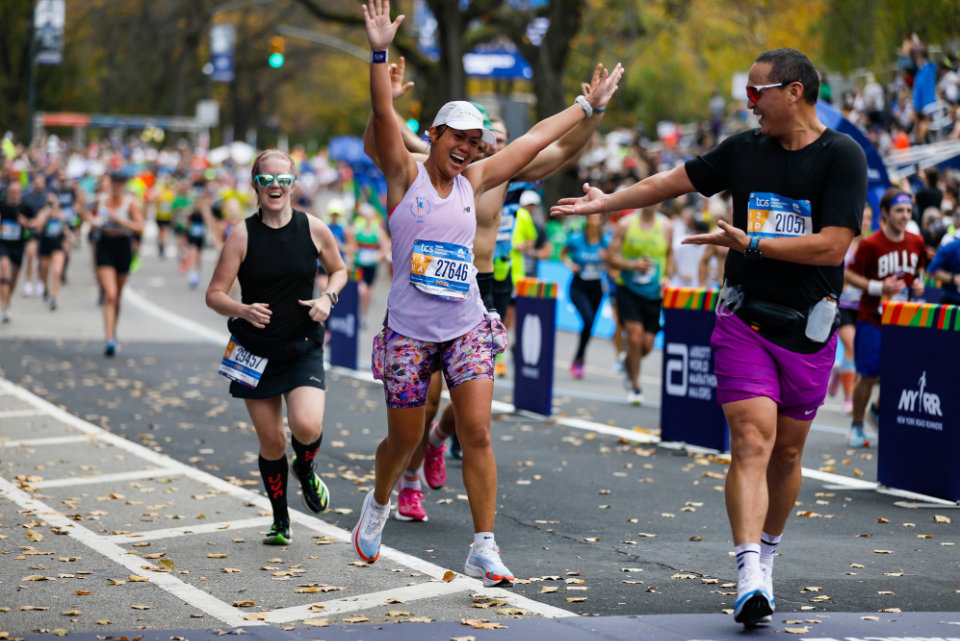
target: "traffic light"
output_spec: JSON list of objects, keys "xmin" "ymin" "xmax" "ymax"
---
[{"xmin": 268, "ymin": 36, "xmax": 285, "ymax": 68}]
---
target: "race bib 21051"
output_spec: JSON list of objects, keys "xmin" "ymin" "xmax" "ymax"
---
[{"xmin": 747, "ymin": 192, "xmax": 812, "ymax": 239}]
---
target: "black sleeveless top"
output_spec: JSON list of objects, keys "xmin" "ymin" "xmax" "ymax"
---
[{"xmin": 228, "ymin": 210, "xmax": 320, "ymax": 357}]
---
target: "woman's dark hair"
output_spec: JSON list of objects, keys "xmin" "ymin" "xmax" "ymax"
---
[{"xmin": 754, "ymin": 48, "xmax": 820, "ymax": 105}]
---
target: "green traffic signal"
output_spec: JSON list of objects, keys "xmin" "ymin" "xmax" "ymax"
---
[{"xmin": 268, "ymin": 52, "xmax": 284, "ymax": 68}]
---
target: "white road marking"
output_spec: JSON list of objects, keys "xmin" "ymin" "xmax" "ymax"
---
[
  {"xmin": 0, "ymin": 408, "xmax": 44, "ymax": 418},
  {"xmin": 106, "ymin": 516, "xmax": 273, "ymax": 542},
  {"xmin": 0, "ymin": 475, "xmax": 261, "ymax": 628},
  {"xmin": 0, "ymin": 378, "xmax": 576, "ymax": 621},
  {"xmin": 262, "ymin": 579, "xmax": 473, "ymax": 623},
  {"xmin": 0, "ymin": 435, "xmax": 90, "ymax": 448},
  {"xmin": 31, "ymin": 468, "xmax": 179, "ymax": 489}
]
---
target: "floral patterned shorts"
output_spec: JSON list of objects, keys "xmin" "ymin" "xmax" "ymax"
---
[{"xmin": 371, "ymin": 314, "xmax": 507, "ymax": 409}]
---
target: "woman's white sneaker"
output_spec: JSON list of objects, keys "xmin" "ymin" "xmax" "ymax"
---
[{"xmin": 464, "ymin": 540, "xmax": 515, "ymax": 587}]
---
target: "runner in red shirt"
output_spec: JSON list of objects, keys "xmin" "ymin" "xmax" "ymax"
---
[{"xmin": 844, "ymin": 188, "xmax": 925, "ymax": 447}]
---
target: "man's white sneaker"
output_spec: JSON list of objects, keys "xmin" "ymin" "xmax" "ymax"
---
[
  {"xmin": 757, "ymin": 564, "xmax": 775, "ymax": 624},
  {"xmin": 733, "ymin": 572, "xmax": 773, "ymax": 626},
  {"xmin": 351, "ymin": 490, "xmax": 389, "ymax": 563},
  {"xmin": 464, "ymin": 540, "xmax": 515, "ymax": 587},
  {"xmin": 627, "ymin": 389, "xmax": 644, "ymax": 406}
]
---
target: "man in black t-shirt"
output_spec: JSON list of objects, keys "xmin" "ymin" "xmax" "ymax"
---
[{"xmin": 552, "ymin": 48, "xmax": 866, "ymax": 627}]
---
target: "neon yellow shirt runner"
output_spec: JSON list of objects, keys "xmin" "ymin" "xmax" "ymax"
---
[{"xmin": 617, "ymin": 213, "xmax": 667, "ymax": 300}]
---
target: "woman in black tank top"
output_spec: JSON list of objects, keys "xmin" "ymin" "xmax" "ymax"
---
[
  {"xmin": 84, "ymin": 172, "xmax": 145, "ymax": 357},
  {"xmin": 205, "ymin": 150, "xmax": 347, "ymax": 545}
]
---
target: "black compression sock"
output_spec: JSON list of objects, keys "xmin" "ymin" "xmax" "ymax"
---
[
  {"xmin": 291, "ymin": 434, "xmax": 322, "ymax": 477},
  {"xmin": 258, "ymin": 454, "xmax": 289, "ymax": 523}
]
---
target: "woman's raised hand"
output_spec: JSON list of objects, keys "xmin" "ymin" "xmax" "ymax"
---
[
  {"xmin": 584, "ymin": 62, "xmax": 624, "ymax": 112},
  {"xmin": 362, "ymin": 0, "xmax": 404, "ymax": 51}
]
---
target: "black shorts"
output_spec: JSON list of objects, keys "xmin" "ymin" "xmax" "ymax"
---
[
  {"xmin": 491, "ymin": 276, "xmax": 513, "ymax": 316},
  {"xmin": 156, "ymin": 218, "xmax": 172, "ymax": 228},
  {"xmin": 230, "ymin": 343, "xmax": 326, "ymax": 399},
  {"xmin": 187, "ymin": 235, "xmax": 204, "ymax": 249},
  {"xmin": 839, "ymin": 307, "xmax": 857, "ymax": 328},
  {"xmin": 95, "ymin": 235, "xmax": 133, "ymax": 274},
  {"xmin": 477, "ymin": 271, "xmax": 495, "ymax": 311},
  {"xmin": 615, "ymin": 287, "xmax": 662, "ymax": 333},
  {"xmin": 0, "ymin": 240, "xmax": 25, "ymax": 267},
  {"xmin": 39, "ymin": 236, "xmax": 64, "ymax": 256},
  {"xmin": 359, "ymin": 264, "xmax": 378, "ymax": 286}
]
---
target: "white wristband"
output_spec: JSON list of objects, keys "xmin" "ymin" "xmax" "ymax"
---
[
  {"xmin": 867, "ymin": 279, "xmax": 883, "ymax": 297},
  {"xmin": 574, "ymin": 95, "xmax": 593, "ymax": 118}
]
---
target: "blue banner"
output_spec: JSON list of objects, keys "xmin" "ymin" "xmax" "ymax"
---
[
  {"xmin": 463, "ymin": 48, "xmax": 532, "ymax": 80},
  {"xmin": 327, "ymin": 281, "xmax": 359, "ymax": 371},
  {"xmin": 660, "ymin": 307, "xmax": 729, "ymax": 452},
  {"xmin": 209, "ymin": 24, "xmax": 236, "ymax": 83},
  {"xmin": 513, "ymin": 297, "xmax": 556, "ymax": 416},
  {"xmin": 878, "ymin": 321, "xmax": 960, "ymax": 501}
]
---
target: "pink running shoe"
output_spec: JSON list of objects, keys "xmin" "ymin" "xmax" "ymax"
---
[
  {"xmin": 423, "ymin": 443, "xmax": 447, "ymax": 490},
  {"xmin": 843, "ymin": 397, "xmax": 853, "ymax": 414},
  {"xmin": 395, "ymin": 487, "xmax": 427, "ymax": 522},
  {"xmin": 570, "ymin": 361, "xmax": 584, "ymax": 379}
]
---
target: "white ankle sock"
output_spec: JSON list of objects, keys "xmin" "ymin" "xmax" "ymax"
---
[
  {"xmin": 428, "ymin": 422, "xmax": 447, "ymax": 448},
  {"xmin": 760, "ymin": 532, "xmax": 781, "ymax": 567},
  {"xmin": 400, "ymin": 471, "xmax": 421, "ymax": 492},
  {"xmin": 473, "ymin": 531, "xmax": 495, "ymax": 548},
  {"xmin": 735, "ymin": 542, "xmax": 761, "ymax": 582}
]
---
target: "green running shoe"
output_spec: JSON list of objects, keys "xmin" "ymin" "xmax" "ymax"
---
[
  {"xmin": 291, "ymin": 455, "xmax": 330, "ymax": 513},
  {"xmin": 263, "ymin": 519, "xmax": 291, "ymax": 545}
]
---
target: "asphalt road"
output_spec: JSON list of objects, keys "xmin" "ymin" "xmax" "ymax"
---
[{"xmin": 0, "ymin": 231, "xmax": 957, "ymax": 640}]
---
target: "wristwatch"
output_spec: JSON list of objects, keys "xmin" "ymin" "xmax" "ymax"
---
[
  {"xmin": 321, "ymin": 290, "xmax": 339, "ymax": 307},
  {"xmin": 574, "ymin": 95, "xmax": 593, "ymax": 118},
  {"xmin": 744, "ymin": 236, "xmax": 762, "ymax": 261}
]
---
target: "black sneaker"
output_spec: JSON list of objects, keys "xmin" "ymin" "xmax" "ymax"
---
[
  {"xmin": 290, "ymin": 455, "xmax": 330, "ymax": 514},
  {"xmin": 263, "ymin": 519, "xmax": 291, "ymax": 545},
  {"xmin": 104, "ymin": 341, "xmax": 116, "ymax": 357}
]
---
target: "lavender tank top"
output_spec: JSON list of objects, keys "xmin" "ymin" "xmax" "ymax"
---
[{"xmin": 386, "ymin": 163, "xmax": 485, "ymax": 342}]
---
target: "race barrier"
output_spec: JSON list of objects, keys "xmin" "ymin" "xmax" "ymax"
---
[
  {"xmin": 327, "ymin": 280, "xmax": 359, "ymax": 371},
  {"xmin": 659, "ymin": 287, "xmax": 729, "ymax": 452},
  {"xmin": 513, "ymin": 278, "xmax": 557, "ymax": 416},
  {"xmin": 878, "ymin": 301, "xmax": 960, "ymax": 501}
]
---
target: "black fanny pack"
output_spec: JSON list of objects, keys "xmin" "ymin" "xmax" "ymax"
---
[{"xmin": 735, "ymin": 298, "xmax": 807, "ymax": 335}]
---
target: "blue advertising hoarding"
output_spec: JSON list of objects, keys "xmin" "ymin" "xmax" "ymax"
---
[
  {"xmin": 513, "ymin": 296, "xmax": 556, "ymax": 416},
  {"xmin": 659, "ymin": 288, "xmax": 729, "ymax": 452},
  {"xmin": 877, "ymin": 302, "xmax": 960, "ymax": 501},
  {"xmin": 327, "ymin": 281, "xmax": 359, "ymax": 371}
]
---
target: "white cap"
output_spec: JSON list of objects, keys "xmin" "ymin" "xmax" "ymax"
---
[
  {"xmin": 432, "ymin": 101, "xmax": 497, "ymax": 146},
  {"xmin": 519, "ymin": 189, "xmax": 541, "ymax": 207}
]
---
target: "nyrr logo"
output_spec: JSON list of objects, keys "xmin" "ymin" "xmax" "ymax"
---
[{"xmin": 897, "ymin": 371, "xmax": 942, "ymax": 416}]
